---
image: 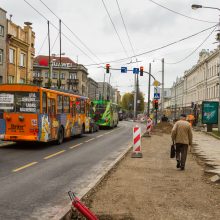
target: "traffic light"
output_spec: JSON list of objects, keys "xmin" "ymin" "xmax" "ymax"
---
[
  {"xmin": 154, "ymin": 100, "xmax": 158, "ymax": 110},
  {"xmin": 140, "ymin": 66, "xmax": 144, "ymax": 76},
  {"xmin": 106, "ymin": 63, "xmax": 110, "ymax": 73}
]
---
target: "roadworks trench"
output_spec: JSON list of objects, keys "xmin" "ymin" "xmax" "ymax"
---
[{"xmin": 65, "ymin": 123, "xmax": 220, "ymax": 220}]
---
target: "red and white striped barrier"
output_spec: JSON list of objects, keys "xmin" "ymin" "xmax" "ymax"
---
[
  {"xmin": 131, "ymin": 125, "xmax": 142, "ymax": 158},
  {"xmin": 146, "ymin": 118, "xmax": 153, "ymax": 135}
]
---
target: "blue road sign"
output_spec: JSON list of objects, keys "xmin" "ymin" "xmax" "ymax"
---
[
  {"xmin": 154, "ymin": 93, "xmax": 160, "ymax": 99},
  {"xmin": 121, "ymin": 67, "xmax": 127, "ymax": 73},
  {"xmin": 133, "ymin": 68, "xmax": 139, "ymax": 74}
]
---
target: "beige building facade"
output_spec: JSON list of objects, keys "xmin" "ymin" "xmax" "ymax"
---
[
  {"xmin": 7, "ymin": 20, "xmax": 35, "ymax": 84},
  {"xmin": 0, "ymin": 8, "xmax": 7, "ymax": 84},
  {"xmin": 168, "ymin": 48, "xmax": 220, "ymax": 118}
]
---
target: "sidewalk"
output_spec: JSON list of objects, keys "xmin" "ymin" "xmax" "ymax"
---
[
  {"xmin": 193, "ymin": 131, "xmax": 220, "ymax": 175},
  {"xmin": 70, "ymin": 128, "xmax": 220, "ymax": 220},
  {"xmin": 0, "ymin": 140, "xmax": 14, "ymax": 147}
]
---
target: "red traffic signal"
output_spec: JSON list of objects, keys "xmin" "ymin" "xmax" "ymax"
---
[
  {"xmin": 154, "ymin": 99, "xmax": 158, "ymax": 109},
  {"xmin": 106, "ymin": 63, "xmax": 110, "ymax": 73},
  {"xmin": 140, "ymin": 66, "xmax": 144, "ymax": 76}
]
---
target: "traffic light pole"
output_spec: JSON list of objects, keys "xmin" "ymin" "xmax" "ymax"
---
[{"xmin": 147, "ymin": 63, "xmax": 151, "ymax": 116}]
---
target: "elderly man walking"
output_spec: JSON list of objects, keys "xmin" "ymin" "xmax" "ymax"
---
[{"xmin": 171, "ymin": 114, "xmax": 193, "ymax": 170}]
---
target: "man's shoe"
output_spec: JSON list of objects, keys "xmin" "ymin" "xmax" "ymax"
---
[
  {"xmin": 180, "ymin": 166, "xmax": 185, "ymax": 170},
  {"xmin": 176, "ymin": 160, "xmax": 180, "ymax": 168}
]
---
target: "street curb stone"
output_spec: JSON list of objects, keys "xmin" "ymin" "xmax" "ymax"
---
[{"xmin": 210, "ymin": 174, "xmax": 220, "ymax": 183}]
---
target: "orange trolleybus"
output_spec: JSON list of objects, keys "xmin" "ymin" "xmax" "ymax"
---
[{"xmin": 0, "ymin": 84, "xmax": 90, "ymax": 144}]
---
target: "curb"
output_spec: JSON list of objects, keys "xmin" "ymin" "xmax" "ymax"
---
[
  {"xmin": 201, "ymin": 130, "xmax": 220, "ymax": 140},
  {"xmin": 0, "ymin": 141, "xmax": 14, "ymax": 147},
  {"xmin": 57, "ymin": 131, "xmax": 145, "ymax": 220}
]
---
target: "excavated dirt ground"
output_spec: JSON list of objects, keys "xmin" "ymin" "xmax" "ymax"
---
[{"xmin": 71, "ymin": 124, "xmax": 220, "ymax": 220}]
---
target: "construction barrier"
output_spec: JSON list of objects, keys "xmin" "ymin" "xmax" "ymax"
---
[
  {"xmin": 131, "ymin": 125, "xmax": 142, "ymax": 158},
  {"xmin": 146, "ymin": 118, "xmax": 153, "ymax": 136}
]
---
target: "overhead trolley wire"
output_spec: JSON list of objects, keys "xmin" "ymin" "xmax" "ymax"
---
[
  {"xmin": 23, "ymin": 0, "xmax": 99, "ymax": 65},
  {"xmin": 165, "ymin": 25, "xmax": 217, "ymax": 64},
  {"xmin": 101, "ymin": 0, "xmax": 129, "ymax": 58},
  {"xmin": 85, "ymin": 24, "xmax": 217, "ymax": 66},
  {"xmin": 37, "ymin": 33, "xmax": 48, "ymax": 56},
  {"xmin": 38, "ymin": 0, "xmax": 103, "ymax": 64},
  {"xmin": 148, "ymin": 0, "xmax": 217, "ymax": 24},
  {"xmin": 115, "ymin": 0, "xmax": 136, "ymax": 56}
]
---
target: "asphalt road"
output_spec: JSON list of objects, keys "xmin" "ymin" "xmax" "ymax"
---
[{"xmin": 0, "ymin": 121, "xmax": 144, "ymax": 220}]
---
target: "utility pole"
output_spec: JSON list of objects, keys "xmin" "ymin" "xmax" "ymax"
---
[
  {"xmin": 47, "ymin": 21, "xmax": 51, "ymax": 88},
  {"xmin": 174, "ymin": 82, "xmax": 177, "ymax": 119},
  {"xmin": 102, "ymin": 72, "xmax": 106, "ymax": 100},
  {"xmin": 161, "ymin": 58, "xmax": 164, "ymax": 113},
  {"xmin": 147, "ymin": 63, "xmax": 151, "ymax": 116},
  {"xmin": 58, "ymin": 19, "xmax": 61, "ymax": 89},
  {"xmin": 134, "ymin": 73, "xmax": 137, "ymax": 119}
]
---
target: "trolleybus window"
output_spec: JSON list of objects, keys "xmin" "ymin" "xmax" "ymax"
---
[
  {"xmin": 0, "ymin": 92, "xmax": 40, "ymax": 113},
  {"xmin": 42, "ymin": 92, "xmax": 47, "ymax": 113}
]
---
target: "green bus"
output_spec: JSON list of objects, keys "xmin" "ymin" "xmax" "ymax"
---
[{"xmin": 91, "ymin": 100, "xmax": 118, "ymax": 128}]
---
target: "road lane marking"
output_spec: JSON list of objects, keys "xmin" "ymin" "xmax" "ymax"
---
[
  {"xmin": 69, "ymin": 143, "xmax": 83, "ymax": 149},
  {"xmin": 104, "ymin": 131, "xmax": 114, "ymax": 135},
  {"xmin": 13, "ymin": 162, "xmax": 38, "ymax": 172},
  {"xmin": 44, "ymin": 150, "xmax": 66, "ymax": 160},
  {"xmin": 85, "ymin": 138, "xmax": 95, "ymax": 143},
  {"xmin": 96, "ymin": 134, "xmax": 104, "ymax": 138}
]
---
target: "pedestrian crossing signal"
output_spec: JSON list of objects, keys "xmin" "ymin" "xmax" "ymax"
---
[
  {"xmin": 140, "ymin": 66, "xmax": 144, "ymax": 76},
  {"xmin": 106, "ymin": 64, "xmax": 110, "ymax": 73}
]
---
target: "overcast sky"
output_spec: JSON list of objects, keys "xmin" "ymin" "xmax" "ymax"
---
[{"xmin": 1, "ymin": 0, "xmax": 219, "ymax": 99}]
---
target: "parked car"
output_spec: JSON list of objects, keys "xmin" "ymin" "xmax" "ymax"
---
[{"xmin": 89, "ymin": 118, "xmax": 99, "ymax": 133}]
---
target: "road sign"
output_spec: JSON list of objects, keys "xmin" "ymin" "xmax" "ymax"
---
[
  {"xmin": 202, "ymin": 101, "xmax": 219, "ymax": 124},
  {"xmin": 133, "ymin": 68, "xmax": 139, "ymax": 74},
  {"xmin": 121, "ymin": 67, "xmax": 127, "ymax": 73},
  {"xmin": 154, "ymin": 93, "xmax": 160, "ymax": 99},
  {"xmin": 153, "ymin": 80, "xmax": 161, "ymax": 87}
]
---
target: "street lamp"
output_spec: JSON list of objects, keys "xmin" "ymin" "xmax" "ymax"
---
[{"xmin": 191, "ymin": 4, "xmax": 220, "ymax": 132}]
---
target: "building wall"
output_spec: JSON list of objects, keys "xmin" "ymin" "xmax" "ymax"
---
[
  {"xmin": 33, "ymin": 56, "xmax": 89, "ymax": 96},
  {"xmin": 0, "ymin": 8, "xmax": 7, "ymax": 83},
  {"xmin": 7, "ymin": 20, "xmax": 35, "ymax": 84},
  {"xmin": 168, "ymin": 48, "xmax": 219, "ymax": 117},
  {"xmin": 88, "ymin": 77, "xmax": 98, "ymax": 100},
  {"xmin": 98, "ymin": 82, "xmax": 114, "ymax": 101}
]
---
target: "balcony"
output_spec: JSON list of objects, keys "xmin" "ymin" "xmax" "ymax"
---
[
  {"xmin": 33, "ymin": 76, "xmax": 43, "ymax": 82},
  {"xmin": 67, "ymin": 78, "xmax": 79, "ymax": 85}
]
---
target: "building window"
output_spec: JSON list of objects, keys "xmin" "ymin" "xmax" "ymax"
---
[
  {"xmin": 0, "ymin": 25, "xmax": 4, "ymax": 36},
  {"xmin": 20, "ymin": 78, "xmax": 25, "ymax": 84},
  {"xmin": 0, "ymin": 76, "xmax": 2, "ymax": 84},
  {"xmin": 8, "ymin": 76, "xmax": 14, "ymax": 84},
  {"xmin": 52, "ymin": 73, "xmax": 57, "ymax": 79},
  {"xmin": 0, "ymin": 49, "xmax": 3, "ymax": 64},
  {"xmin": 20, "ymin": 53, "xmax": 26, "ymax": 67},
  {"xmin": 70, "ymin": 73, "xmax": 77, "ymax": 79},
  {"xmin": 33, "ymin": 71, "xmax": 41, "ymax": 77},
  {"xmin": 60, "ymin": 73, "xmax": 65, "ymax": 79},
  {"xmin": 9, "ymin": 48, "xmax": 15, "ymax": 64},
  {"xmin": 45, "ymin": 72, "xmax": 49, "ymax": 78}
]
